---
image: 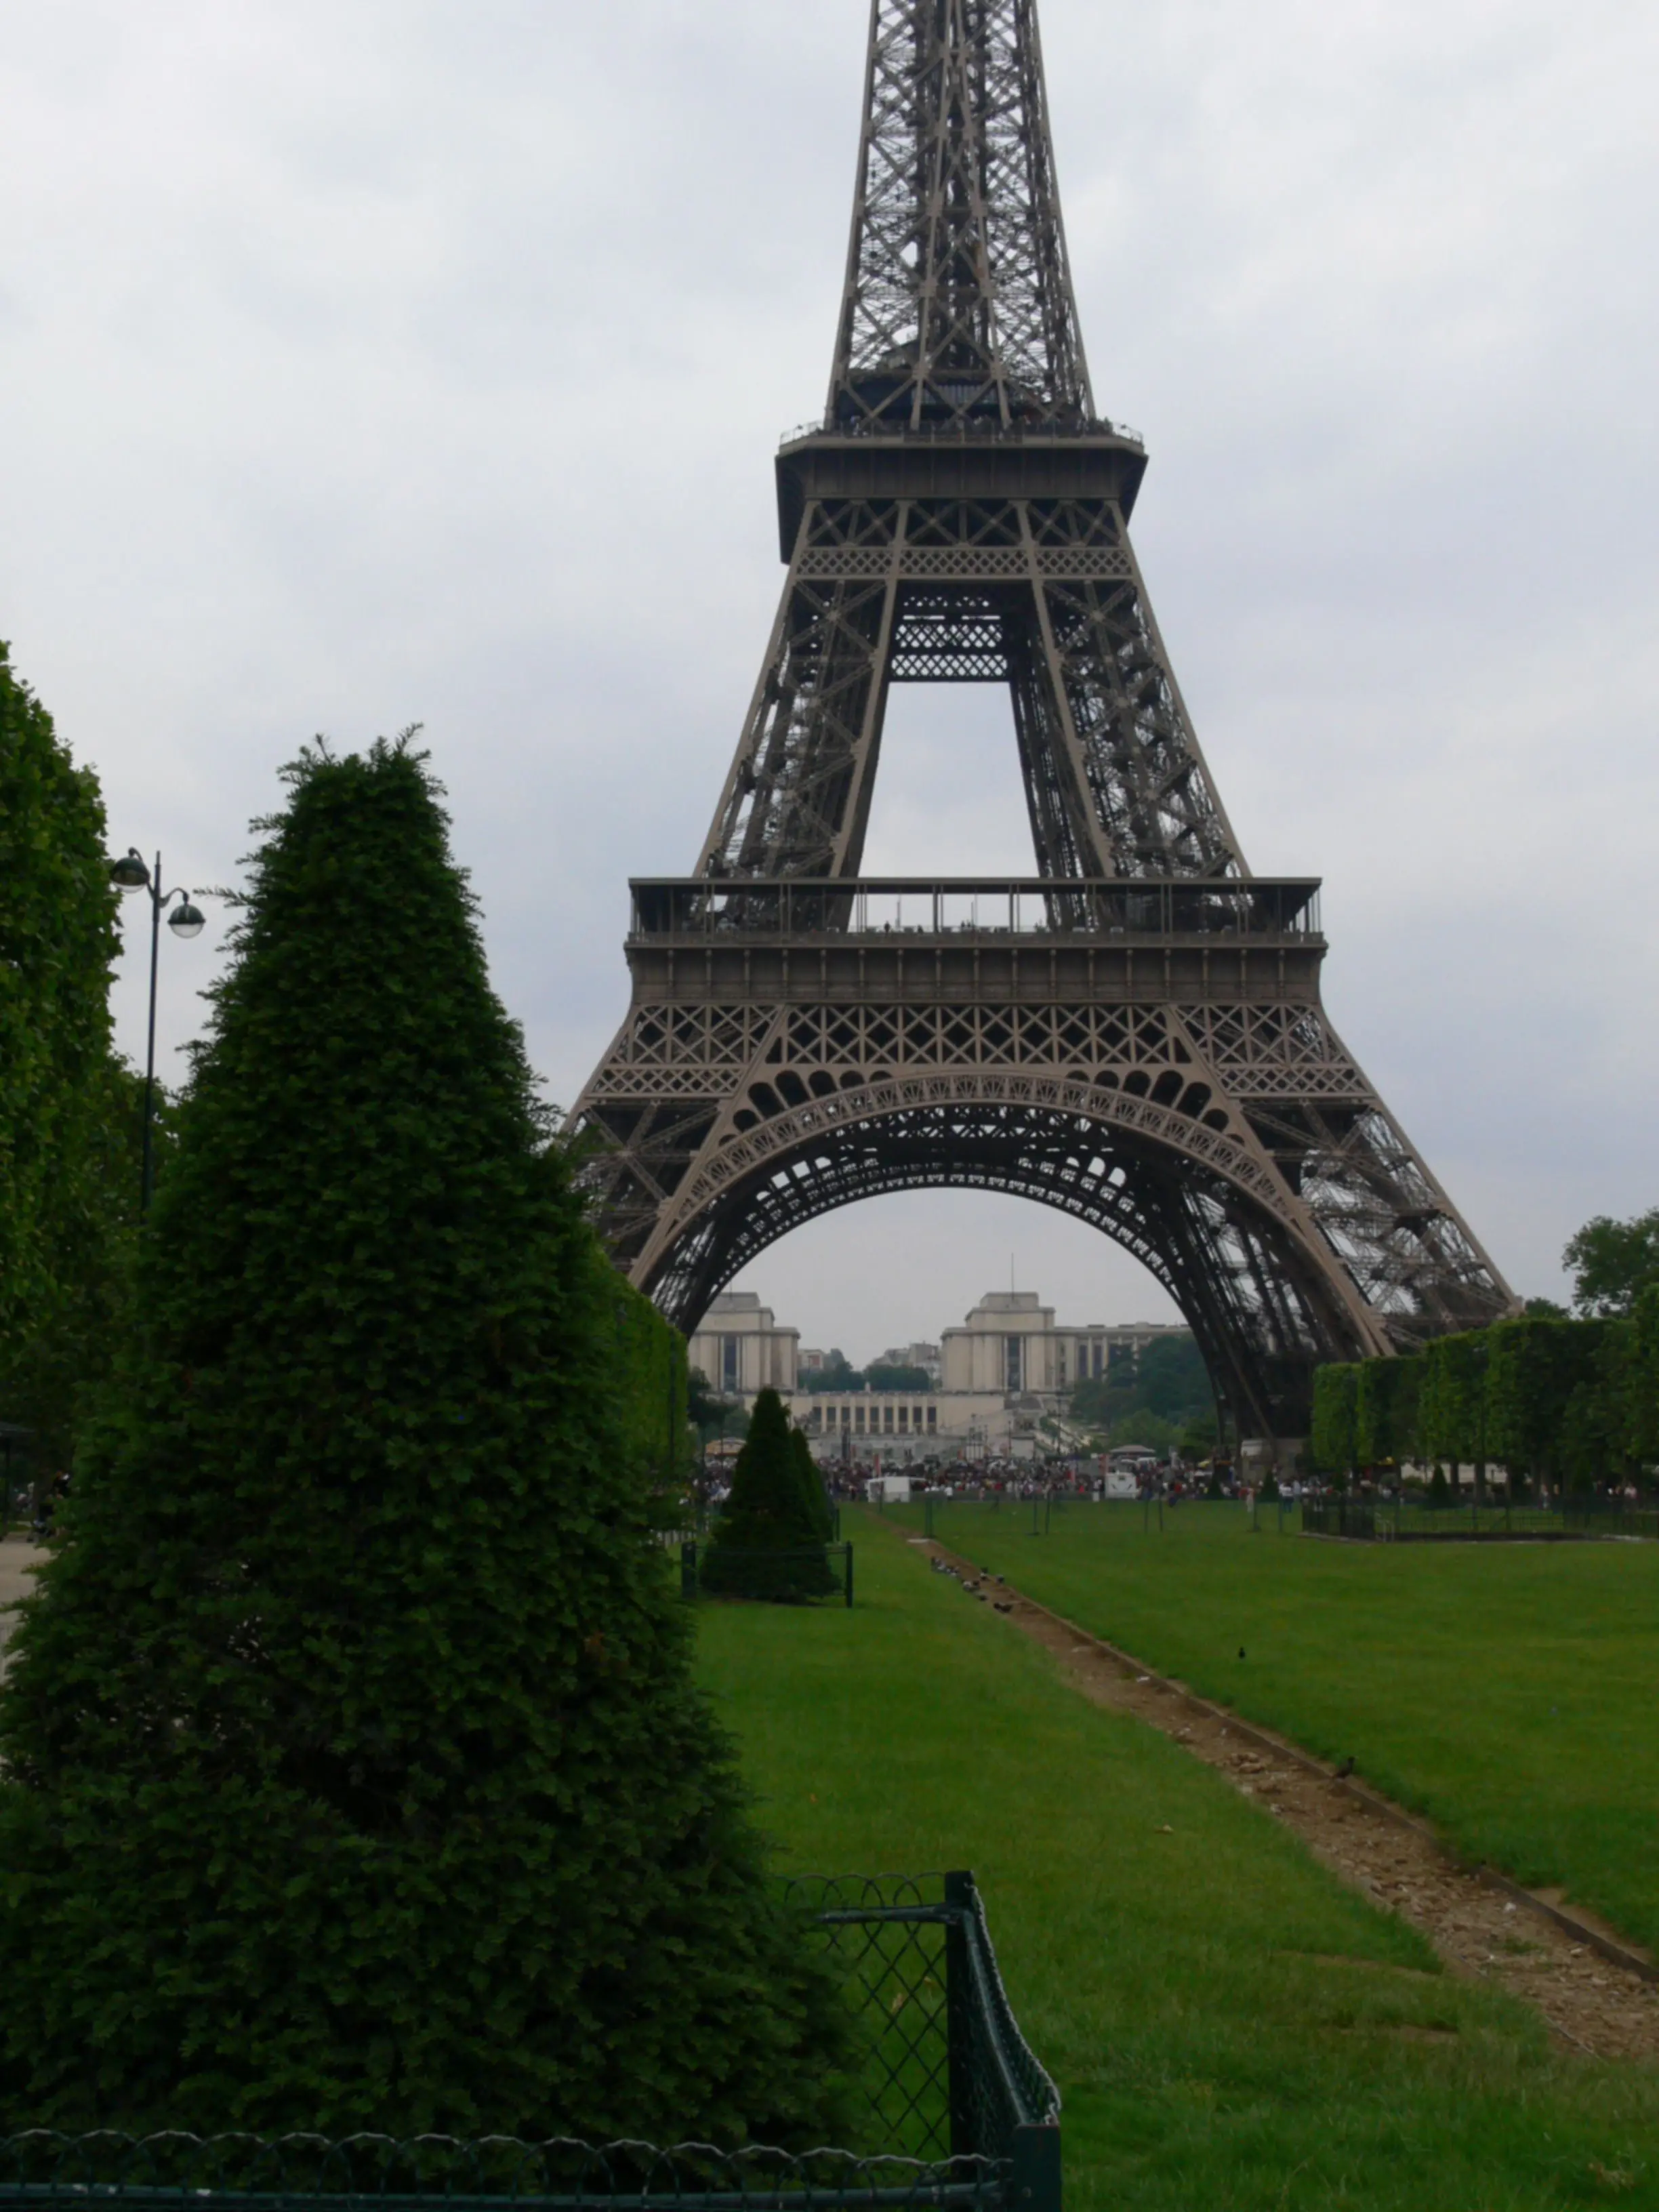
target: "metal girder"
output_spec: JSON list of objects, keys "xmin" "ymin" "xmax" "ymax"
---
[
  {"xmin": 697, "ymin": 495, "xmax": 1242, "ymax": 882},
  {"xmin": 571, "ymin": 0, "xmax": 1517, "ymax": 1441},
  {"xmin": 830, "ymin": 0, "xmax": 1092, "ymax": 432}
]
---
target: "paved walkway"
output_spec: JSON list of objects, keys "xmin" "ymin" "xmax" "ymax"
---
[{"xmin": 0, "ymin": 1534, "xmax": 43, "ymax": 1680}]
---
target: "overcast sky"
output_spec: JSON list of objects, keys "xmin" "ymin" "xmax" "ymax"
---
[{"xmin": 5, "ymin": 1, "xmax": 1656, "ymax": 1362}]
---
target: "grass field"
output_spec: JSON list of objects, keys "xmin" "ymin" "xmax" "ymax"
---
[
  {"xmin": 696, "ymin": 1512, "xmax": 1659, "ymax": 2209},
  {"xmin": 890, "ymin": 1498, "xmax": 1659, "ymax": 1956}
]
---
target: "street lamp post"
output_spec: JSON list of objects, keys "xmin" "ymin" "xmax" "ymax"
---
[{"xmin": 108, "ymin": 848, "xmax": 205, "ymax": 1214}]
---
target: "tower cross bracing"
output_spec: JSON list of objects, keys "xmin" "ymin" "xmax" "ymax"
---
[{"xmin": 569, "ymin": 0, "xmax": 1513, "ymax": 1440}]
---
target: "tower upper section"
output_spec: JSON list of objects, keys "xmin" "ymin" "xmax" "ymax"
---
[{"xmin": 827, "ymin": 0, "xmax": 1095, "ymax": 434}]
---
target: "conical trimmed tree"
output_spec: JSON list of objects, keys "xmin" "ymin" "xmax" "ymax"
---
[
  {"xmin": 790, "ymin": 1427, "xmax": 834, "ymax": 1541},
  {"xmin": 701, "ymin": 1391, "xmax": 834, "ymax": 1600},
  {"xmin": 0, "ymin": 741, "xmax": 850, "ymax": 2143}
]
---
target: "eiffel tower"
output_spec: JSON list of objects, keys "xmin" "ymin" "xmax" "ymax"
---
[{"xmin": 570, "ymin": 0, "xmax": 1513, "ymax": 1441}]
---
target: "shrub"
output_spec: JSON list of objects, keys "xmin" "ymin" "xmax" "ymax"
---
[
  {"xmin": 0, "ymin": 644, "xmax": 134, "ymax": 1466},
  {"xmin": 1486, "ymin": 1317, "xmax": 1607, "ymax": 1487},
  {"xmin": 1309, "ymin": 1364, "xmax": 1358, "ymax": 1476},
  {"xmin": 1354, "ymin": 1355, "xmax": 1420, "ymax": 1469},
  {"xmin": 0, "ymin": 740, "xmax": 849, "ymax": 2144},
  {"xmin": 702, "ymin": 1389, "xmax": 834, "ymax": 1600}
]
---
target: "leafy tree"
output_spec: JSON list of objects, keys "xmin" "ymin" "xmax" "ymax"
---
[
  {"xmin": 609, "ymin": 1273, "xmax": 692, "ymax": 1528},
  {"xmin": 0, "ymin": 1065, "xmax": 179, "ymax": 1473},
  {"xmin": 800, "ymin": 1350, "xmax": 860, "ymax": 1392},
  {"xmin": 1558, "ymin": 1322, "xmax": 1636, "ymax": 1491},
  {"xmin": 1417, "ymin": 1332, "xmax": 1490, "ymax": 1475},
  {"xmin": 1524, "ymin": 1296, "xmax": 1569, "ymax": 1319},
  {"xmin": 1631, "ymin": 1286, "xmax": 1659, "ymax": 1473},
  {"xmin": 1486, "ymin": 1317, "xmax": 1607, "ymax": 1488},
  {"xmin": 1176, "ymin": 1409, "xmax": 1218, "ymax": 1460},
  {"xmin": 1310, "ymin": 1364, "xmax": 1359, "ymax": 1475},
  {"xmin": 0, "ymin": 740, "xmax": 848, "ymax": 2143},
  {"xmin": 1071, "ymin": 1331, "xmax": 1209, "ymax": 1431},
  {"xmin": 687, "ymin": 1366, "xmax": 745, "ymax": 1445},
  {"xmin": 1355, "ymin": 1355, "xmax": 1421, "ymax": 1468},
  {"xmin": 864, "ymin": 1362, "xmax": 931, "ymax": 1393},
  {"xmin": 1110, "ymin": 1408, "xmax": 1176, "ymax": 1455},
  {"xmin": 1134, "ymin": 1334, "xmax": 1212, "ymax": 1418},
  {"xmin": 701, "ymin": 1388, "xmax": 834, "ymax": 1599},
  {"xmin": 1563, "ymin": 1208, "xmax": 1659, "ymax": 1318},
  {"xmin": 0, "ymin": 644, "xmax": 127, "ymax": 1461}
]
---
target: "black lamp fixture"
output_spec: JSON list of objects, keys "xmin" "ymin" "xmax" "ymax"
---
[{"xmin": 108, "ymin": 847, "xmax": 208, "ymax": 1212}]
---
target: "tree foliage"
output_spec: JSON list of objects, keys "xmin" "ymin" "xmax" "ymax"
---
[
  {"xmin": 789, "ymin": 1428, "xmax": 834, "ymax": 1540},
  {"xmin": 863, "ymin": 1362, "xmax": 932, "ymax": 1393},
  {"xmin": 0, "ymin": 741, "xmax": 849, "ymax": 2142},
  {"xmin": 798, "ymin": 1351, "xmax": 860, "ymax": 1392},
  {"xmin": 1070, "ymin": 1332, "xmax": 1210, "ymax": 1437},
  {"xmin": 1309, "ymin": 1363, "xmax": 1358, "ymax": 1475},
  {"xmin": 1418, "ymin": 1333, "xmax": 1490, "ymax": 1469},
  {"xmin": 0, "ymin": 644, "xmax": 134, "ymax": 1466},
  {"xmin": 1484, "ymin": 1317, "xmax": 1607, "ymax": 1485},
  {"xmin": 1355, "ymin": 1354, "xmax": 1420, "ymax": 1468},
  {"xmin": 702, "ymin": 1388, "xmax": 834, "ymax": 1599},
  {"xmin": 609, "ymin": 1274, "xmax": 694, "ymax": 1523},
  {"xmin": 1563, "ymin": 1208, "xmax": 1659, "ymax": 1318}
]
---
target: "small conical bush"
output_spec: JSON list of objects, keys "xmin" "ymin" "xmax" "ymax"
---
[
  {"xmin": 0, "ymin": 741, "xmax": 848, "ymax": 2143},
  {"xmin": 702, "ymin": 1389, "xmax": 833, "ymax": 1599}
]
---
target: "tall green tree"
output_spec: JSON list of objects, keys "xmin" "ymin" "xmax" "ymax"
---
[
  {"xmin": 1354, "ymin": 1355, "xmax": 1421, "ymax": 1469},
  {"xmin": 0, "ymin": 741, "xmax": 848, "ymax": 2143},
  {"xmin": 1563, "ymin": 1208, "xmax": 1659, "ymax": 1317},
  {"xmin": 1629, "ymin": 1286, "xmax": 1659, "ymax": 1471},
  {"xmin": 1417, "ymin": 1332, "xmax": 1490, "ymax": 1477},
  {"xmin": 0, "ymin": 644, "xmax": 129, "ymax": 1464},
  {"xmin": 1309, "ymin": 1364, "xmax": 1358, "ymax": 1476},
  {"xmin": 1485, "ymin": 1317, "xmax": 1607, "ymax": 1488}
]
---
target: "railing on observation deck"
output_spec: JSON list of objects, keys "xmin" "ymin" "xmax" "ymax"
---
[
  {"xmin": 629, "ymin": 878, "xmax": 1322, "ymax": 944},
  {"xmin": 779, "ymin": 415, "xmax": 1145, "ymax": 451}
]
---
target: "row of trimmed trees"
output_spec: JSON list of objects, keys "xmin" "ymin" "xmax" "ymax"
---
[{"xmin": 1311, "ymin": 1299, "xmax": 1659, "ymax": 1488}]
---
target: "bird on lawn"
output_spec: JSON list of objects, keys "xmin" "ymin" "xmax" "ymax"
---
[
  {"xmin": 1237, "ymin": 1646, "xmax": 1246, "ymax": 1659},
  {"xmin": 1334, "ymin": 1755, "xmax": 1356, "ymax": 1780}
]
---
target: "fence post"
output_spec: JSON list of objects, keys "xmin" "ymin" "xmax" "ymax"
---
[
  {"xmin": 1010, "ymin": 2124, "xmax": 1063, "ymax": 2212},
  {"xmin": 680, "ymin": 1541, "xmax": 698, "ymax": 1601},
  {"xmin": 844, "ymin": 1544, "xmax": 854, "ymax": 1609},
  {"xmin": 943, "ymin": 1870, "xmax": 977, "ymax": 2156}
]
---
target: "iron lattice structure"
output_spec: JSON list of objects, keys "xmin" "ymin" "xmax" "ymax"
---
[{"xmin": 571, "ymin": 0, "xmax": 1513, "ymax": 1439}]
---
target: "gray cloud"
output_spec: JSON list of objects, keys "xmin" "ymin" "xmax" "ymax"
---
[{"xmin": 3, "ymin": 0, "xmax": 1654, "ymax": 1359}]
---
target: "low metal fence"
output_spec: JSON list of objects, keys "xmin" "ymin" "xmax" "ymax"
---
[
  {"xmin": 0, "ymin": 1874, "xmax": 1057, "ymax": 2212},
  {"xmin": 680, "ymin": 1541, "xmax": 854, "ymax": 1607},
  {"xmin": 1302, "ymin": 1496, "xmax": 1658, "ymax": 1542},
  {"xmin": 921, "ymin": 1497, "xmax": 1061, "ymax": 1540}
]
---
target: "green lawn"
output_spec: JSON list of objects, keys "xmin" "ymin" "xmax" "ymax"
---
[
  {"xmin": 894, "ymin": 1498, "xmax": 1659, "ymax": 1954},
  {"xmin": 696, "ymin": 1512, "xmax": 1659, "ymax": 2210}
]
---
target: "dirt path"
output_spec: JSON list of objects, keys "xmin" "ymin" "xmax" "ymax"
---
[{"xmin": 914, "ymin": 1536, "xmax": 1659, "ymax": 2065}]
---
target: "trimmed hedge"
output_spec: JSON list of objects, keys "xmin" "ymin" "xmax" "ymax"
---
[{"xmin": 1311, "ymin": 1305, "xmax": 1656, "ymax": 1486}]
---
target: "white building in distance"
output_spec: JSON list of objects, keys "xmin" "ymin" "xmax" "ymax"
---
[
  {"xmin": 940, "ymin": 1291, "xmax": 1187, "ymax": 1395},
  {"xmin": 687, "ymin": 1291, "xmax": 798, "ymax": 1399},
  {"xmin": 692, "ymin": 1286, "xmax": 1192, "ymax": 1462}
]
